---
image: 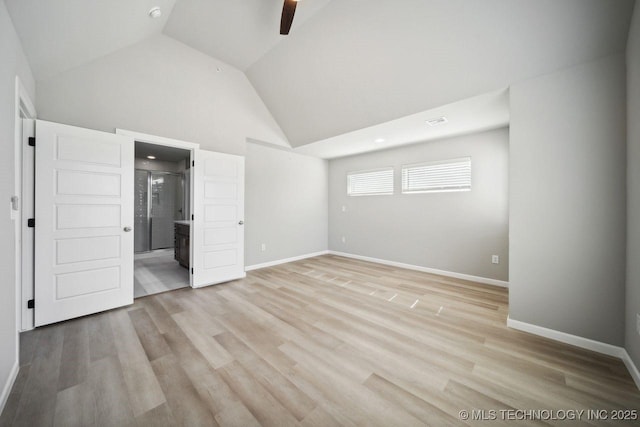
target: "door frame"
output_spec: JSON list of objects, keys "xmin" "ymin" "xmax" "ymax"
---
[
  {"xmin": 115, "ymin": 129, "xmax": 199, "ymax": 289},
  {"xmin": 14, "ymin": 77, "xmax": 36, "ymax": 332}
]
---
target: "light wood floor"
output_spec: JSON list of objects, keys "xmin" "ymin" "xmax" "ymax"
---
[{"xmin": 2, "ymin": 255, "xmax": 639, "ymax": 426}]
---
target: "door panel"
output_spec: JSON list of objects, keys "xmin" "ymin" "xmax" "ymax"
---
[
  {"xmin": 35, "ymin": 120, "xmax": 134, "ymax": 327},
  {"xmin": 56, "ymin": 170, "xmax": 121, "ymax": 196},
  {"xmin": 192, "ymin": 150, "xmax": 245, "ymax": 287},
  {"xmin": 55, "ymin": 236, "xmax": 120, "ymax": 264}
]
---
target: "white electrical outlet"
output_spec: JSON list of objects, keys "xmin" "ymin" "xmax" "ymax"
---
[
  {"xmin": 637, "ymin": 314, "xmax": 640, "ymax": 336},
  {"xmin": 261, "ymin": 243, "xmax": 266, "ymax": 252},
  {"xmin": 492, "ymin": 255, "xmax": 499, "ymax": 264},
  {"xmin": 341, "ymin": 236, "xmax": 346, "ymax": 244}
]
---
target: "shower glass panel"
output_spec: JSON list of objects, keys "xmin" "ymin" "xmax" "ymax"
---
[
  {"xmin": 134, "ymin": 170, "xmax": 150, "ymax": 252},
  {"xmin": 150, "ymin": 172, "xmax": 182, "ymax": 250},
  {"xmin": 134, "ymin": 170, "xmax": 184, "ymax": 253}
]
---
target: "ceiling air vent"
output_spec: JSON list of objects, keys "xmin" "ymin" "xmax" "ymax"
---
[{"xmin": 426, "ymin": 117, "xmax": 448, "ymax": 127}]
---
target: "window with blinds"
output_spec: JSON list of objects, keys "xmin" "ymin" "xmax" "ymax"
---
[
  {"xmin": 402, "ymin": 157, "xmax": 471, "ymax": 193},
  {"xmin": 347, "ymin": 168, "xmax": 394, "ymax": 196}
]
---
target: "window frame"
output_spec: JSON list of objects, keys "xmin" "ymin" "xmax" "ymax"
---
[
  {"xmin": 401, "ymin": 157, "xmax": 472, "ymax": 194},
  {"xmin": 346, "ymin": 167, "xmax": 395, "ymax": 197}
]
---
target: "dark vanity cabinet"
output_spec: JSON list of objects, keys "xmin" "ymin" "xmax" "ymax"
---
[{"xmin": 174, "ymin": 222, "xmax": 190, "ymax": 268}]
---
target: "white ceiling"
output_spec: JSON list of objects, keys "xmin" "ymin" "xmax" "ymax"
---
[
  {"xmin": 294, "ymin": 89, "xmax": 510, "ymax": 159},
  {"xmin": 247, "ymin": 0, "xmax": 635, "ymax": 146},
  {"xmin": 5, "ymin": 0, "xmax": 636, "ymax": 155},
  {"xmin": 164, "ymin": 0, "xmax": 333, "ymax": 71},
  {"xmin": 135, "ymin": 141, "xmax": 190, "ymax": 163},
  {"xmin": 5, "ymin": 0, "xmax": 177, "ymax": 81}
]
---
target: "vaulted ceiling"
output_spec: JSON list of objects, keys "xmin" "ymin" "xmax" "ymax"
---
[
  {"xmin": 247, "ymin": 0, "xmax": 635, "ymax": 146},
  {"xmin": 164, "ymin": 0, "xmax": 333, "ymax": 71},
  {"xmin": 5, "ymin": 0, "xmax": 636, "ymax": 150}
]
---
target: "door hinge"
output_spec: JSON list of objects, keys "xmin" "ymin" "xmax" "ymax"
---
[
  {"xmin": 192, "ymin": 160, "xmax": 195, "ymax": 167},
  {"xmin": 191, "ymin": 268, "xmax": 194, "ymax": 275},
  {"xmin": 191, "ymin": 214, "xmax": 194, "ymax": 220},
  {"xmin": 27, "ymin": 299, "xmax": 34, "ymax": 309},
  {"xmin": 27, "ymin": 218, "xmax": 35, "ymax": 228},
  {"xmin": 28, "ymin": 137, "xmax": 35, "ymax": 147}
]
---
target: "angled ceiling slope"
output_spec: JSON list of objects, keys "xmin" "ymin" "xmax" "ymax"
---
[
  {"xmin": 164, "ymin": 0, "xmax": 333, "ymax": 71},
  {"xmin": 5, "ymin": 0, "xmax": 177, "ymax": 81},
  {"xmin": 295, "ymin": 89, "xmax": 510, "ymax": 159},
  {"xmin": 247, "ymin": 0, "xmax": 635, "ymax": 147}
]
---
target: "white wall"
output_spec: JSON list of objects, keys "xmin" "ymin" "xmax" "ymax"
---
[
  {"xmin": 0, "ymin": 0, "xmax": 35, "ymax": 411},
  {"xmin": 245, "ymin": 142, "xmax": 328, "ymax": 266},
  {"xmin": 626, "ymin": 2, "xmax": 640, "ymax": 369},
  {"xmin": 509, "ymin": 53, "xmax": 627, "ymax": 346},
  {"xmin": 328, "ymin": 128, "xmax": 509, "ymax": 282},
  {"xmin": 36, "ymin": 35, "xmax": 288, "ymax": 156}
]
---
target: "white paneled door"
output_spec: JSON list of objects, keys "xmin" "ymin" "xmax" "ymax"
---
[
  {"xmin": 192, "ymin": 150, "xmax": 245, "ymax": 287},
  {"xmin": 34, "ymin": 120, "xmax": 134, "ymax": 327}
]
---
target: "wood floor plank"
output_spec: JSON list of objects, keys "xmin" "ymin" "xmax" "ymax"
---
[
  {"xmin": 53, "ymin": 383, "xmax": 96, "ymax": 427},
  {"xmin": 18, "ymin": 327, "xmax": 41, "ymax": 367},
  {"xmin": 172, "ymin": 311, "xmax": 233, "ymax": 369},
  {"xmin": 5, "ymin": 255, "xmax": 640, "ymax": 426},
  {"xmin": 151, "ymin": 354, "xmax": 219, "ymax": 427},
  {"xmin": 57, "ymin": 318, "xmax": 89, "ymax": 391},
  {"xmin": 0, "ymin": 364, "xmax": 30, "ymax": 427},
  {"xmin": 217, "ymin": 360, "xmax": 299, "ymax": 427},
  {"xmin": 12, "ymin": 323, "xmax": 65, "ymax": 427},
  {"xmin": 299, "ymin": 405, "xmax": 343, "ymax": 427},
  {"xmin": 134, "ymin": 402, "xmax": 176, "ymax": 427},
  {"xmin": 86, "ymin": 311, "xmax": 117, "ymax": 363},
  {"xmin": 215, "ymin": 331, "xmax": 316, "ymax": 421},
  {"xmin": 214, "ymin": 401, "xmax": 262, "ymax": 427},
  {"xmin": 88, "ymin": 356, "xmax": 136, "ymax": 427},
  {"xmin": 128, "ymin": 308, "xmax": 172, "ymax": 362},
  {"xmin": 363, "ymin": 373, "xmax": 462, "ymax": 427},
  {"xmin": 109, "ymin": 309, "xmax": 166, "ymax": 417},
  {"xmin": 155, "ymin": 313, "xmax": 243, "ymax": 418},
  {"xmin": 279, "ymin": 340, "xmax": 425, "ymax": 426}
]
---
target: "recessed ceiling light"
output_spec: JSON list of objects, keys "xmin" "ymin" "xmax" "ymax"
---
[
  {"xmin": 374, "ymin": 138, "xmax": 385, "ymax": 143},
  {"xmin": 148, "ymin": 7, "xmax": 162, "ymax": 19},
  {"xmin": 426, "ymin": 117, "xmax": 448, "ymax": 127},
  {"xmin": 147, "ymin": 155, "xmax": 156, "ymax": 160}
]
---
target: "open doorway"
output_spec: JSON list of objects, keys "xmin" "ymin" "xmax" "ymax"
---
[{"xmin": 134, "ymin": 141, "xmax": 191, "ymax": 298}]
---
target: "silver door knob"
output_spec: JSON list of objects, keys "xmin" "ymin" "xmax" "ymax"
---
[
  {"xmin": 238, "ymin": 221, "xmax": 244, "ymax": 225},
  {"xmin": 123, "ymin": 226, "xmax": 132, "ymax": 232}
]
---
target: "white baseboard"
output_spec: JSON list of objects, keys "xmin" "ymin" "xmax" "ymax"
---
[
  {"xmin": 245, "ymin": 250, "xmax": 330, "ymax": 272},
  {"xmin": 621, "ymin": 349, "xmax": 640, "ymax": 390},
  {"xmin": 0, "ymin": 361, "xmax": 19, "ymax": 416},
  {"xmin": 507, "ymin": 317, "xmax": 623, "ymax": 357},
  {"xmin": 507, "ymin": 316, "xmax": 640, "ymax": 390},
  {"xmin": 328, "ymin": 251, "xmax": 509, "ymax": 288}
]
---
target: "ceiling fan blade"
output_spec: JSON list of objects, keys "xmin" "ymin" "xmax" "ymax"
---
[{"xmin": 280, "ymin": 0, "xmax": 297, "ymax": 35}]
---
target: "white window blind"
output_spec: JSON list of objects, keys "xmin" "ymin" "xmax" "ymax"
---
[
  {"xmin": 402, "ymin": 157, "xmax": 471, "ymax": 193},
  {"xmin": 347, "ymin": 168, "xmax": 394, "ymax": 196}
]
